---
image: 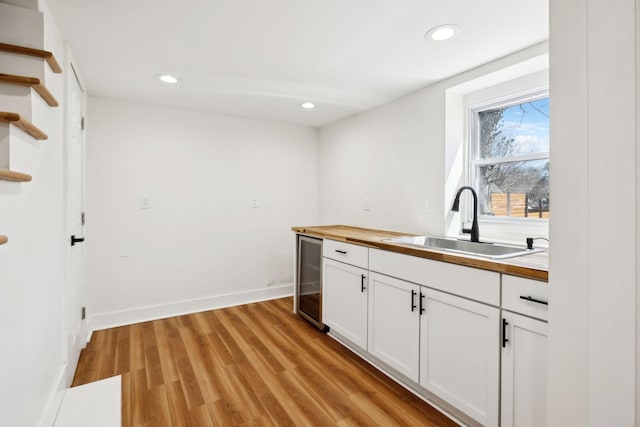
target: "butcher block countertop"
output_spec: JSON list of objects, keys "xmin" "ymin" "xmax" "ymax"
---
[{"xmin": 292, "ymin": 225, "xmax": 548, "ymax": 282}]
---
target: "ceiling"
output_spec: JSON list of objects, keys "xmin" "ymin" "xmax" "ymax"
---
[{"xmin": 46, "ymin": 0, "xmax": 548, "ymax": 128}]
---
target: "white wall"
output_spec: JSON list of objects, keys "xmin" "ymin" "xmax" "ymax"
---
[
  {"xmin": 0, "ymin": 3, "xmax": 68, "ymax": 427},
  {"xmin": 86, "ymin": 97, "xmax": 318, "ymax": 329},
  {"xmin": 548, "ymin": 0, "xmax": 638, "ymax": 425},
  {"xmin": 319, "ymin": 87, "xmax": 444, "ymax": 234},
  {"xmin": 318, "ymin": 42, "xmax": 548, "ymax": 239}
]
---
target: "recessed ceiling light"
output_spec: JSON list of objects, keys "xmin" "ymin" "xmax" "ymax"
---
[
  {"xmin": 425, "ymin": 24, "xmax": 462, "ymax": 41},
  {"xmin": 301, "ymin": 102, "xmax": 316, "ymax": 110},
  {"xmin": 157, "ymin": 74, "xmax": 180, "ymax": 84}
]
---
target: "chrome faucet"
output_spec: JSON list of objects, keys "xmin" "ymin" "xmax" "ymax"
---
[{"xmin": 451, "ymin": 186, "xmax": 480, "ymax": 243}]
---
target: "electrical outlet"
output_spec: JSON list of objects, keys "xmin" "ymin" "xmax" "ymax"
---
[
  {"xmin": 364, "ymin": 196, "xmax": 371, "ymax": 211},
  {"xmin": 417, "ymin": 195, "xmax": 429, "ymax": 213}
]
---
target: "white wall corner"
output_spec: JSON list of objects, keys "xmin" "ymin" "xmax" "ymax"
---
[
  {"xmin": 0, "ymin": 2, "xmax": 44, "ymax": 48},
  {"xmin": 88, "ymin": 284, "xmax": 294, "ymax": 333},
  {"xmin": 37, "ymin": 364, "xmax": 68, "ymax": 427}
]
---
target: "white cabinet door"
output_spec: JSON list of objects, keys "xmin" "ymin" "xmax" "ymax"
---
[
  {"xmin": 419, "ymin": 288, "xmax": 500, "ymax": 427},
  {"xmin": 322, "ymin": 257, "xmax": 368, "ymax": 350},
  {"xmin": 367, "ymin": 273, "xmax": 421, "ymax": 382},
  {"xmin": 501, "ymin": 311, "xmax": 548, "ymax": 427}
]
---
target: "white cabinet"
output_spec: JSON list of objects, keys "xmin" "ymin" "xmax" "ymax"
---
[
  {"xmin": 323, "ymin": 239, "xmax": 369, "ymax": 269},
  {"xmin": 322, "ymin": 257, "xmax": 368, "ymax": 350},
  {"xmin": 317, "ymin": 237, "xmax": 547, "ymax": 427},
  {"xmin": 501, "ymin": 311, "xmax": 548, "ymax": 427},
  {"xmin": 502, "ymin": 275, "xmax": 549, "ymax": 321},
  {"xmin": 369, "ymin": 248, "xmax": 500, "ymax": 306},
  {"xmin": 420, "ymin": 288, "xmax": 500, "ymax": 427},
  {"xmin": 501, "ymin": 276, "xmax": 548, "ymax": 427},
  {"xmin": 367, "ymin": 272, "xmax": 420, "ymax": 382}
]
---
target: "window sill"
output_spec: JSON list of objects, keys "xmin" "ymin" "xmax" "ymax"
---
[{"xmin": 448, "ymin": 219, "xmax": 549, "ymax": 248}]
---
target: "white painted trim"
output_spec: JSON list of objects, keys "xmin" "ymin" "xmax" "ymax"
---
[
  {"xmin": 38, "ymin": 364, "xmax": 68, "ymax": 427},
  {"xmin": 62, "ymin": 42, "xmax": 89, "ymax": 387},
  {"xmin": 88, "ymin": 283, "xmax": 294, "ymax": 332},
  {"xmin": 444, "ymin": 55, "xmax": 550, "ymax": 245},
  {"xmin": 637, "ymin": 1, "xmax": 640, "ymax": 422}
]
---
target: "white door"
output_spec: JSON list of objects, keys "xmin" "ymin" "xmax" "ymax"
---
[
  {"xmin": 501, "ymin": 311, "xmax": 548, "ymax": 427},
  {"xmin": 65, "ymin": 63, "xmax": 86, "ymax": 385},
  {"xmin": 419, "ymin": 288, "xmax": 500, "ymax": 427},
  {"xmin": 367, "ymin": 272, "xmax": 420, "ymax": 382},
  {"xmin": 322, "ymin": 258, "xmax": 368, "ymax": 350}
]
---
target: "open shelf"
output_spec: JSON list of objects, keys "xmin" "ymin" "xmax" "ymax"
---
[
  {"xmin": 0, "ymin": 112, "xmax": 47, "ymax": 140},
  {"xmin": 0, "ymin": 169, "xmax": 32, "ymax": 182},
  {"xmin": 0, "ymin": 73, "xmax": 58, "ymax": 107},
  {"xmin": 0, "ymin": 42, "xmax": 62, "ymax": 73}
]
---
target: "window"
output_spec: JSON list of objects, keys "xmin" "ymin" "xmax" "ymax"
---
[{"xmin": 469, "ymin": 92, "xmax": 549, "ymax": 220}]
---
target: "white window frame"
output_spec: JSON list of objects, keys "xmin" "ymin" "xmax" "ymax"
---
[
  {"xmin": 444, "ymin": 51, "xmax": 549, "ymax": 246},
  {"xmin": 467, "ymin": 88, "xmax": 550, "ymax": 226}
]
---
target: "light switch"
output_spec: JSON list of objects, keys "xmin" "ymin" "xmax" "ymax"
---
[
  {"xmin": 251, "ymin": 196, "xmax": 260, "ymax": 208},
  {"xmin": 140, "ymin": 196, "xmax": 151, "ymax": 209},
  {"xmin": 364, "ymin": 196, "xmax": 371, "ymax": 211}
]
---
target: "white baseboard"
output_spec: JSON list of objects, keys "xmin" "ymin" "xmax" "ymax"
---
[{"xmin": 88, "ymin": 283, "xmax": 293, "ymax": 333}]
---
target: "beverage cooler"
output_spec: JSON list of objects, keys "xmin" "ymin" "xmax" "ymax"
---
[{"xmin": 296, "ymin": 235, "xmax": 325, "ymax": 330}]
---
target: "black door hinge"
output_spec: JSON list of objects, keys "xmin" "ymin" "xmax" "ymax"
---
[
  {"xmin": 81, "ymin": 116, "xmax": 85, "ymax": 130},
  {"xmin": 81, "ymin": 212, "xmax": 86, "ymax": 226},
  {"xmin": 81, "ymin": 306, "xmax": 86, "ymax": 320}
]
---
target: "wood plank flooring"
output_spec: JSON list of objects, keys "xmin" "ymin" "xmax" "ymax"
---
[{"xmin": 73, "ymin": 297, "xmax": 458, "ymax": 426}]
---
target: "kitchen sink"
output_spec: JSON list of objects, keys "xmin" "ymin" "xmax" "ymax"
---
[{"xmin": 383, "ymin": 236, "xmax": 546, "ymax": 259}]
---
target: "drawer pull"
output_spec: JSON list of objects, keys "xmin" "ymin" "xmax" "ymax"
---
[
  {"xmin": 335, "ymin": 249, "xmax": 347, "ymax": 255},
  {"xmin": 519, "ymin": 295, "xmax": 548, "ymax": 306}
]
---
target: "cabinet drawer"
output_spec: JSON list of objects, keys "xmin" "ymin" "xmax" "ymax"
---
[
  {"xmin": 323, "ymin": 239, "xmax": 368, "ymax": 269},
  {"xmin": 369, "ymin": 248, "xmax": 500, "ymax": 306},
  {"xmin": 502, "ymin": 275, "xmax": 549, "ymax": 321}
]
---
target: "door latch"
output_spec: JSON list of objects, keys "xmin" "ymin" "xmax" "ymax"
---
[{"xmin": 70, "ymin": 235, "xmax": 85, "ymax": 246}]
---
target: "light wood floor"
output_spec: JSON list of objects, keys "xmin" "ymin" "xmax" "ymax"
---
[{"xmin": 73, "ymin": 297, "xmax": 457, "ymax": 426}]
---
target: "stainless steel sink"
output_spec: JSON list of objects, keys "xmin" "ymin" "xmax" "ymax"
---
[{"xmin": 383, "ymin": 236, "xmax": 546, "ymax": 259}]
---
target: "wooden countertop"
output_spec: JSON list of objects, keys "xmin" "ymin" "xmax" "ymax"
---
[{"xmin": 292, "ymin": 225, "xmax": 548, "ymax": 282}]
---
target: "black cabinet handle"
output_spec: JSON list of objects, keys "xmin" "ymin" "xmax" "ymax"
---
[
  {"xmin": 419, "ymin": 292, "xmax": 425, "ymax": 315},
  {"xmin": 502, "ymin": 318, "xmax": 509, "ymax": 348},
  {"xmin": 519, "ymin": 295, "xmax": 548, "ymax": 306},
  {"xmin": 70, "ymin": 235, "xmax": 85, "ymax": 246},
  {"xmin": 335, "ymin": 249, "xmax": 347, "ymax": 255},
  {"xmin": 411, "ymin": 289, "xmax": 416, "ymax": 312},
  {"xmin": 361, "ymin": 274, "xmax": 366, "ymax": 292}
]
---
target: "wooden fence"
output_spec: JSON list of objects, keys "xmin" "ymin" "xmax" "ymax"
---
[{"xmin": 490, "ymin": 193, "xmax": 549, "ymax": 218}]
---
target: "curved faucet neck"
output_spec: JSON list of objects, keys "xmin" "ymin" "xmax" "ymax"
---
[{"xmin": 453, "ymin": 186, "xmax": 480, "ymax": 243}]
